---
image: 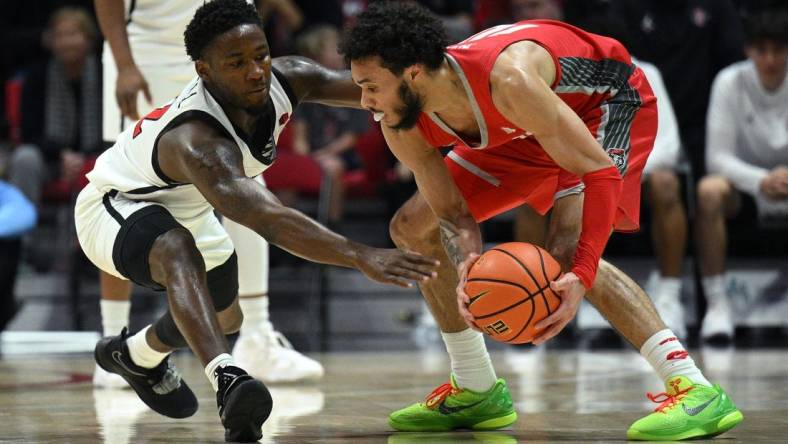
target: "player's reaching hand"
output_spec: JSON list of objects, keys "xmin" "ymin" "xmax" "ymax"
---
[
  {"xmin": 354, "ymin": 247, "xmax": 440, "ymax": 288},
  {"xmin": 116, "ymin": 64, "xmax": 152, "ymax": 120},
  {"xmin": 532, "ymin": 272, "xmax": 585, "ymax": 345}
]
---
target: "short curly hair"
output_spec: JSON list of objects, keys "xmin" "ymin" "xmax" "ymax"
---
[
  {"xmin": 338, "ymin": 1, "xmax": 448, "ymax": 74},
  {"xmin": 744, "ymin": 8, "xmax": 788, "ymax": 46},
  {"xmin": 184, "ymin": 0, "xmax": 263, "ymax": 61}
]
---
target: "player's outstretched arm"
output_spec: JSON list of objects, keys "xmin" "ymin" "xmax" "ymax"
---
[
  {"xmin": 273, "ymin": 56, "xmax": 362, "ymax": 108},
  {"xmin": 158, "ymin": 120, "xmax": 438, "ymax": 287},
  {"xmin": 94, "ymin": 0, "xmax": 151, "ymax": 119}
]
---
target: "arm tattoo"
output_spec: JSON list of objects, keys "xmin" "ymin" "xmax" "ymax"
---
[{"xmin": 439, "ymin": 220, "xmax": 465, "ymax": 267}]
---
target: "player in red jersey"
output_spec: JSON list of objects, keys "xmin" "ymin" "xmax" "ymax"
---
[{"xmin": 340, "ymin": 2, "xmax": 743, "ymax": 440}]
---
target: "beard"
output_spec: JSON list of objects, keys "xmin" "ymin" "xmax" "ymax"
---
[{"xmin": 389, "ymin": 80, "xmax": 425, "ymax": 131}]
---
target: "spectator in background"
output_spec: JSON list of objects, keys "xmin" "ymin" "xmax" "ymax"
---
[
  {"xmin": 509, "ymin": 0, "xmax": 563, "ymax": 21},
  {"xmin": 696, "ymin": 8, "xmax": 788, "ymax": 343},
  {"xmin": 287, "ymin": 25, "xmax": 370, "ymax": 225},
  {"xmin": 7, "ymin": 7, "xmax": 101, "ymax": 205},
  {"xmin": 415, "ymin": 0, "xmax": 475, "ymax": 42},
  {"xmin": 0, "ymin": 180, "xmax": 37, "ymax": 334},
  {"xmin": 612, "ymin": 0, "xmax": 744, "ymax": 182},
  {"xmin": 258, "ymin": 0, "xmax": 304, "ymax": 56}
]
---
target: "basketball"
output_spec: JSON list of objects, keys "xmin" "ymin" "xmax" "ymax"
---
[{"xmin": 464, "ymin": 242, "xmax": 563, "ymax": 344}]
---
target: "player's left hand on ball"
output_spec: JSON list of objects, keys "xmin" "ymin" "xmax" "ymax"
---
[
  {"xmin": 357, "ymin": 247, "xmax": 439, "ymax": 288},
  {"xmin": 532, "ymin": 272, "xmax": 585, "ymax": 345},
  {"xmin": 456, "ymin": 253, "xmax": 481, "ymax": 331}
]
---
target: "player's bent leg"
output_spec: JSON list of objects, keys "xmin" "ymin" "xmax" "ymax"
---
[
  {"xmin": 389, "ymin": 192, "xmax": 468, "ymax": 334},
  {"xmin": 388, "ymin": 193, "xmax": 514, "ymax": 432},
  {"xmin": 148, "ymin": 230, "xmax": 272, "ymax": 441},
  {"xmin": 546, "ymin": 193, "xmax": 743, "ymax": 440}
]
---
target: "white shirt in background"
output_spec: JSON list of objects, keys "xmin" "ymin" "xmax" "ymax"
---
[{"xmin": 706, "ymin": 59, "xmax": 788, "ymax": 215}]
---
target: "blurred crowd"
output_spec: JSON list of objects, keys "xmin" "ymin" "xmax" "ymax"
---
[{"xmin": 0, "ymin": 0, "xmax": 786, "ymax": 344}]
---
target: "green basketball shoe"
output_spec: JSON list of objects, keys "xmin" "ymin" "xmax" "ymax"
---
[
  {"xmin": 388, "ymin": 375, "xmax": 517, "ymax": 432},
  {"xmin": 627, "ymin": 376, "xmax": 743, "ymax": 441}
]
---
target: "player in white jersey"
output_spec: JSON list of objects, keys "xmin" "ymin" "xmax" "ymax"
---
[
  {"xmin": 77, "ymin": 1, "xmax": 438, "ymax": 441},
  {"xmin": 93, "ymin": 0, "xmax": 319, "ymax": 389}
]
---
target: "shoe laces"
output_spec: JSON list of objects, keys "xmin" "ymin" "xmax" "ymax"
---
[
  {"xmin": 424, "ymin": 383, "xmax": 461, "ymax": 409},
  {"xmin": 151, "ymin": 360, "xmax": 182, "ymax": 395},
  {"xmin": 646, "ymin": 384, "xmax": 693, "ymax": 414}
]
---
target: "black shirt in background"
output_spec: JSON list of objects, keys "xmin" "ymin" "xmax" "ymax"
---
[{"xmin": 612, "ymin": 0, "xmax": 745, "ymax": 175}]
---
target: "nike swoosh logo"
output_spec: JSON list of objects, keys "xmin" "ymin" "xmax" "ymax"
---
[
  {"xmin": 437, "ymin": 400, "xmax": 483, "ymax": 415},
  {"xmin": 112, "ymin": 350, "xmax": 146, "ymax": 377},
  {"xmin": 468, "ymin": 290, "xmax": 490, "ymax": 304},
  {"xmin": 682, "ymin": 395, "xmax": 718, "ymax": 416}
]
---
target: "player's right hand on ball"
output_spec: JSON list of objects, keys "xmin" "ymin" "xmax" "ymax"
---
[{"xmin": 356, "ymin": 247, "xmax": 439, "ymax": 288}]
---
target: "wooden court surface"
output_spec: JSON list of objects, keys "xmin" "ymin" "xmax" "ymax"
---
[{"xmin": 0, "ymin": 348, "xmax": 785, "ymax": 443}]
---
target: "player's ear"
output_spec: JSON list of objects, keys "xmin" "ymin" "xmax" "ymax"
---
[
  {"xmin": 405, "ymin": 65, "xmax": 421, "ymax": 81},
  {"xmin": 195, "ymin": 60, "xmax": 211, "ymax": 82}
]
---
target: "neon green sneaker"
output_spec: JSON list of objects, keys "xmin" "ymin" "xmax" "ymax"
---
[
  {"xmin": 627, "ymin": 376, "xmax": 744, "ymax": 441},
  {"xmin": 388, "ymin": 375, "xmax": 517, "ymax": 432}
]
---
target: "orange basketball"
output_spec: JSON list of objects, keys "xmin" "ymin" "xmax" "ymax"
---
[{"xmin": 464, "ymin": 242, "xmax": 563, "ymax": 344}]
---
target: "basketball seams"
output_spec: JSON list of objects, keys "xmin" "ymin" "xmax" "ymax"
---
[
  {"xmin": 491, "ymin": 248, "xmax": 541, "ymax": 290},
  {"xmin": 506, "ymin": 298, "xmax": 537, "ymax": 342},
  {"xmin": 466, "ymin": 243, "xmax": 564, "ymax": 344},
  {"xmin": 531, "ymin": 245, "xmax": 561, "ymax": 316},
  {"xmin": 468, "ymin": 278, "xmax": 552, "ymax": 320}
]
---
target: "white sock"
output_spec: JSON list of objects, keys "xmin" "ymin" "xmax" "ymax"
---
[
  {"xmin": 100, "ymin": 299, "xmax": 130, "ymax": 336},
  {"xmin": 441, "ymin": 328, "xmax": 497, "ymax": 392},
  {"xmin": 238, "ymin": 295, "xmax": 271, "ymax": 336},
  {"xmin": 205, "ymin": 353, "xmax": 236, "ymax": 391},
  {"xmin": 655, "ymin": 276, "xmax": 682, "ymax": 299},
  {"xmin": 702, "ymin": 275, "xmax": 727, "ymax": 305},
  {"xmin": 640, "ymin": 329, "xmax": 711, "ymax": 387},
  {"xmin": 127, "ymin": 326, "xmax": 170, "ymax": 369}
]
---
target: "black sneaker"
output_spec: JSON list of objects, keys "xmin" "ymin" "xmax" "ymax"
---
[
  {"xmin": 216, "ymin": 365, "xmax": 273, "ymax": 442},
  {"xmin": 94, "ymin": 328, "xmax": 198, "ymax": 418}
]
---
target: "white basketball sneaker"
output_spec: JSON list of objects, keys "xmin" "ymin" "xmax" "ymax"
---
[
  {"xmin": 652, "ymin": 292, "xmax": 687, "ymax": 340},
  {"xmin": 93, "ymin": 363, "xmax": 129, "ymax": 389},
  {"xmin": 233, "ymin": 329, "xmax": 324, "ymax": 383},
  {"xmin": 701, "ymin": 299, "xmax": 734, "ymax": 342}
]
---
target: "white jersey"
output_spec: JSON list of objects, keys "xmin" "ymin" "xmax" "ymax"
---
[
  {"xmin": 88, "ymin": 69, "xmax": 295, "ymax": 219},
  {"xmin": 111, "ymin": 0, "xmax": 255, "ymax": 66},
  {"xmin": 113, "ymin": 0, "xmax": 198, "ymax": 66}
]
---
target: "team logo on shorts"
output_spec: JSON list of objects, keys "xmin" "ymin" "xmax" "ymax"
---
[{"xmin": 607, "ymin": 148, "xmax": 627, "ymax": 172}]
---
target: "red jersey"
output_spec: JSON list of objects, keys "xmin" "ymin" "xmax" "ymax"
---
[
  {"xmin": 416, "ymin": 20, "xmax": 658, "ymax": 289},
  {"xmin": 416, "ymin": 19, "xmax": 634, "ymax": 151}
]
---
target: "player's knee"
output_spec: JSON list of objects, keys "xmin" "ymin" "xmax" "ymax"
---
[
  {"xmin": 149, "ymin": 228, "xmax": 203, "ymax": 283},
  {"xmin": 648, "ymin": 169, "xmax": 681, "ymax": 205},
  {"xmin": 219, "ymin": 309, "xmax": 243, "ymax": 335},
  {"xmin": 696, "ymin": 176, "xmax": 729, "ymax": 216},
  {"xmin": 390, "ymin": 204, "xmax": 430, "ymax": 249}
]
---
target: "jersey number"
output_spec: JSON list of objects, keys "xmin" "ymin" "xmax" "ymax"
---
[{"xmin": 132, "ymin": 104, "xmax": 172, "ymax": 138}]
